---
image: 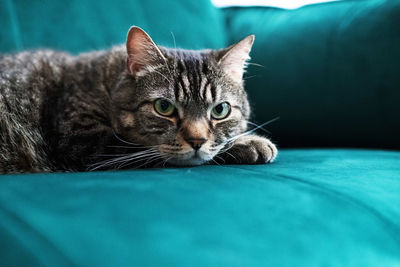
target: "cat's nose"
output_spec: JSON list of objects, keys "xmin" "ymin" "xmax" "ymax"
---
[
  {"xmin": 185, "ymin": 138, "xmax": 207, "ymax": 150},
  {"xmin": 181, "ymin": 119, "xmax": 209, "ymax": 150}
]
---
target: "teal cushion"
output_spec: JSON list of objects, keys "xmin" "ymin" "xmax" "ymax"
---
[
  {"xmin": 0, "ymin": 0, "xmax": 226, "ymax": 53},
  {"xmin": 224, "ymin": 0, "xmax": 400, "ymax": 148},
  {"xmin": 1, "ymin": 149, "xmax": 399, "ymax": 266}
]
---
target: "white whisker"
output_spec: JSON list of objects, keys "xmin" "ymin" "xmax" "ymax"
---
[
  {"xmin": 115, "ymin": 151, "xmax": 160, "ymax": 168},
  {"xmin": 94, "ymin": 153, "xmax": 134, "ymax": 157},
  {"xmin": 118, "ymin": 153, "xmax": 162, "ymax": 169},
  {"xmin": 247, "ymin": 62, "xmax": 265, "ymax": 68},
  {"xmin": 170, "ymin": 31, "xmax": 177, "ymax": 51},
  {"xmin": 153, "ymin": 69, "xmax": 173, "ymax": 84},
  {"xmin": 170, "ymin": 31, "xmax": 178, "ymax": 75},
  {"xmin": 226, "ymin": 117, "xmax": 280, "ymax": 143},
  {"xmin": 243, "ymin": 75, "xmax": 257, "ymax": 80},
  {"xmin": 224, "ymin": 151, "xmax": 238, "ymax": 163},
  {"xmin": 88, "ymin": 148, "xmax": 159, "ymax": 171},
  {"xmin": 217, "ymin": 142, "xmax": 235, "ymax": 155},
  {"xmin": 246, "ymin": 120, "xmax": 271, "ymax": 134},
  {"xmin": 211, "ymin": 158, "xmax": 221, "ymax": 166},
  {"xmin": 162, "ymin": 156, "xmax": 173, "ymax": 167},
  {"xmin": 112, "ymin": 131, "xmax": 142, "ymax": 146},
  {"xmin": 107, "ymin": 144, "xmax": 158, "ymax": 149},
  {"xmin": 214, "ymin": 155, "xmax": 225, "ymax": 164},
  {"xmin": 134, "ymin": 155, "xmax": 164, "ymax": 169}
]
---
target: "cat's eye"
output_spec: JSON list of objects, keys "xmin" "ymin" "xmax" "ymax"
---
[
  {"xmin": 154, "ymin": 99, "xmax": 175, "ymax": 116},
  {"xmin": 211, "ymin": 102, "xmax": 231, "ymax": 120}
]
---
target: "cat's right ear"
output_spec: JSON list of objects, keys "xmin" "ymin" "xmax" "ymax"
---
[
  {"xmin": 126, "ymin": 26, "xmax": 166, "ymax": 76},
  {"xmin": 217, "ymin": 35, "xmax": 255, "ymax": 84}
]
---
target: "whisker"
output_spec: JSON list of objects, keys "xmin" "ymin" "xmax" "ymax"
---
[
  {"xmin": 170, "ymin": 31, "xmax": 177, "ymax": 51},
  {"xmin": 118, "ymin": 153, "xmax": 162, "ymax": 169},
  {"xmin": 214, "ymin": 155, "xmax": 225, "ymax": 164},
  {"xmin": 246, "ymin": 120, "xmax": 271, "ymax": 134},
  {"xmin": 134, "ymin": 155, "xmax": 164, "ymax": 169},
  {"xmin": 116, "ymin": 151, "xmax": 160, "ymax": 166},
  {"xmin": 243, "ymin": 75, "xmax": 257, "ymax": 80},
  {"xmin": 153, "ymin": 69, "xmax": 173, "ymax": 84},
  {"xmin": 247, "ymin": 62, "xmax": 265, "ymax": 68},
  {"xmin": 94, "ymin": 153, "xmax": 134, "ymax": 157},
  {"xmin": 226, "ymin": 117, "xmax": 280, "ymax": 143},
  {"xmin": 91, "ymin": 152, "xmax": 139, "ymax": 166},
  {"xmin": 162, "ymin": 156, "xmax": 173, "ymax": 168},
  {"xmin": 145, "ymin": 154, "xmax": 164, "ymax": 167},
  {"xmin": 170, "ymin": 31, "xmax": 178, "ymax": 75},
  {"xmin": 106, "ymin": 153, "xmax": 158, "ymax": 170},
  {"xmin": 217, "ymin": 142, "xmax": 235, "ymax": 155},
  {"xmin": 88, "ymin": 148, "xmax": 158, "ymax": 171},
  {"xmin": 107, "ymin": 144, "xmax": 158, "ymax": 149},
  {"xmin": 211, "ymin": 158, "xmax": 221, "ymax": 166},
  {"xmin": 224, "ymin": 151, "xmax": 238, "ymax": 163},
  {"xmin": 88, "ymin": 156, "xmax": 131, "ymax": 171},
  {"xmin": 112, "ymin": 131, "xmax": 142, "ymax": 146}
]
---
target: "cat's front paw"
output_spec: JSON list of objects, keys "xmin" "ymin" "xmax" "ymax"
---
[{"xmin": 220, "ymin": 135, "xmax": 277, "ymax": 164}]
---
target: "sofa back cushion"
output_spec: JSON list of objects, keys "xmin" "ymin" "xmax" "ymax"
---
[
  {"xmin": 224, "ymin": 0, "xmax": 400, "ymax": 148},
  {"xmin": 0, "ymin": 0, "xmax": 226, "ymax": 53}
]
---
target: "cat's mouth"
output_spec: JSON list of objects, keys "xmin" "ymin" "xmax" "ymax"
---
[{"xmin": 166, "ymin": 150, "xmax": 212, "ymax": 166}]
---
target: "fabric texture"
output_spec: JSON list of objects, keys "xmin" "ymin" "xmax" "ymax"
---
[
  {"xmin": 0, "ymin": 149, "xmax": 399, "ymax": 266},
  {"xmin": 1, "ymin": 1, "xmax": 400, "ymax": 266},
  {"xmin": 223, "ymin": 0, "xmax": 400, "ymax": 148},
  {"xmin": 0, "ymin": 0, "xmax": 226, "ymax": 53}
]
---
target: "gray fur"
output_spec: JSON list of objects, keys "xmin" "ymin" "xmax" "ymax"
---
[{"xmin": 0, "ymin": 28, "xmax": 277, "ymax": 174}]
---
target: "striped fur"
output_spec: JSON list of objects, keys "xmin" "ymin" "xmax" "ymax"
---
[{"xmin": 0, "ymin": 27, "xmax": 277, "ymax": 173}]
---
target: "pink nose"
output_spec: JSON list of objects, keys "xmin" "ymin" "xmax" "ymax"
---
[{"xmin": 185, "ymin": 138, "xmax": 207, "ymax": 150}]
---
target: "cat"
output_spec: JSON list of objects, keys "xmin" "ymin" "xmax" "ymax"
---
[{"xmin": 0, "ymin": 26, "xmax": 277, "ymax": 174}]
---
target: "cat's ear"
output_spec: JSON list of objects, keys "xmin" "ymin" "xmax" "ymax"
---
[
  {"xmin": 126, "ymin": 26, "xmax": 166, "ymax": 76},
  {"xmin": 217, "ymin": 35, "xmax": 255, "ymax": 83}
]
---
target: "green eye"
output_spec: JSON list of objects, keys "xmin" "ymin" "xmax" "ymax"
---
[
  {"xmin": 154, "ymin": 99, "xmax": 175, "ymax": 116},
  {"xmin": 211, "ymin": 102, "xmax": 231, "ymax": 120}
]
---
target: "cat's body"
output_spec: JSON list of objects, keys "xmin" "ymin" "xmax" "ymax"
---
[
  {"xmin": 0, "ymin": 48, "xmax": 123, "ymax": 172},
  {"xmin": 0, "ymin": 27, "xmax": 277, "ymax": 174}
]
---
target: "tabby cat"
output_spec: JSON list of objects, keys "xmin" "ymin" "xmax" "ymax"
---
[{"xmin": 0, "ymin": 27, "xmax": 277, "ymax": 174}]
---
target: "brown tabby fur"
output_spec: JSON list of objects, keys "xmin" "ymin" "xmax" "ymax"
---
[{"xmin": 0, "ymin": 27, "xmax": 277, "ymax": 174}]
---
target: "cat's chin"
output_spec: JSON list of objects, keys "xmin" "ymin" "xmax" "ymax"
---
[{"xmin": 166, "ymin": 151, "xmax": 212, "ymax": 166}]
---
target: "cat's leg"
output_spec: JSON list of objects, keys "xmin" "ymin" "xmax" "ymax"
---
[{"xmin": 218, "ymin": 135, "xmax": 277, "ymax": 164}]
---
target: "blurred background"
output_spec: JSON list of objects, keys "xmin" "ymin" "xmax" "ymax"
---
[{"xmin": 1, "ymin": 0, "xmax": 399, "ymax": 149}]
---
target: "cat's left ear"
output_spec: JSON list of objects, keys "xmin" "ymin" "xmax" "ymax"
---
[
  {"xmin": 217, "ymin": 35, "xmax": 255, "ymax": 83},
  {"xmin": 126, "ymin": 26, "xmax": 166, "ymax": 76}
]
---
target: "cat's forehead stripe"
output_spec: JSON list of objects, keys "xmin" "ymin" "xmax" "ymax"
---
[
  {"xmin": 199, "ymin": 75, "xmax": 208, "ymax": 101},
  {"xmin": 172, "ymin": 55, "xmax": 218, "ymax": 104},
  {"xmin": 176, "ymin": 60, "xmax": 190, "ymax": 101}
]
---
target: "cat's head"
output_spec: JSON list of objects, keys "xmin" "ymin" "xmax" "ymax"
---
[{"xmin": 111, "ymin": 26, "xmax": 254, "ymax": 166}]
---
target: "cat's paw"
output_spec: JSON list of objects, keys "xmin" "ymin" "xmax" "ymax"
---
[{"xmin": 220, "ymin": 135, "xmax": 277, "ymax": 164}]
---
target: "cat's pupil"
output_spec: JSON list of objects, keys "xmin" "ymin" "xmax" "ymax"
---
[
  {"xmin": 160, "ymin": 100, "xmax": 170, "ymax": 111},
  {"xmin": 215, "ymin": 104, "xmax": 224, "ymax": 114}
]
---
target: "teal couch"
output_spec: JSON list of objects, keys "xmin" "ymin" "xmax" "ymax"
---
[{"xmin": 1, "ymin": 0, "xmax": 400, "ymax": 266}]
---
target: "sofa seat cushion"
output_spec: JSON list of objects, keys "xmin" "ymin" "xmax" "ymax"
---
[{"xmin": 1, "ymin": 149, "xmax": 399, "ymax": 266}]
